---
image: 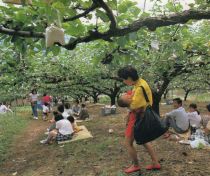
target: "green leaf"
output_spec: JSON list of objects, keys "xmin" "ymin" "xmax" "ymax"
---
[
  {"xmin": 129, "ymin": 32, "xmax": 137, "ymax": 41},
  {"xmin": 96, "ymin": 9, "xmax": 109, "ymax": 22},
  {"xmin": 63, "ymin": 22, "xmax": 86, "ymax": 36},
  {"xmin": 117, "ymin": 37, "xmax": 127, "ymax": 47},
  {"xmin": 118, "ymin": 0, "xmax": 136, "ymax": 13},
  {"xmin": 51, "ymin": 46, "xmax": 61, "ymax": 56}
]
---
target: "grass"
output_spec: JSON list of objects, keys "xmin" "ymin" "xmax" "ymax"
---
[
  {"xmin": 0, "ymin": 109, "xmax": 30, "ymax": 163},
  {"xmin": 188, "ymin": 92, "xmax": 210, "ymax": 102}
]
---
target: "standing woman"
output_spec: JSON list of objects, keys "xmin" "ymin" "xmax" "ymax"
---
[
  {"xmin": 29, "ymin": 89, "xmax": 39, "ymax": 120},
  {"xmin": 118, "ymin": 66, "xmax": 160, "ymax": 174}
]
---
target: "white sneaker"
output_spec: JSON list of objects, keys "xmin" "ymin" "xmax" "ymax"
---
[
  {"xmin": 33, "ymin": 117, "xmax": 38, "ymax": 120},
  {"xmin": 40, "ymin": 139, "xmax": 47, "ymax": 144}
]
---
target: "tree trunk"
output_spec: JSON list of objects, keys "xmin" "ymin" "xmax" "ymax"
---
[
  {"xmin": 110, "ymin": 95, "xmax": 116, "ymax": 106},
  {"xmin": 92, "ymin": 95, "xmax": 98, "ymax": 103},
  {"xmin": 184, "ymin": 90, "xmax": 190, "ymax": 101},
  {"xmin": 152, "ymin": 91, "xmax": 161, "ymax": 115},
  {"xmin": 163, "ymin": 89, "xmax": 169, "ymax": 99}
]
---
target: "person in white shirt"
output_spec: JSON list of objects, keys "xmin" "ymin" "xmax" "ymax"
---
[
  {"xmin": 29, "ymin": 89, "xmax": 39, "ymax": 120},
  {"xmin": 42, "ymin": 102, "xmax": 49, "ymax": 121},
  {"xmin": 72, "ymin": 99, "xmax": 81, "ymax": 116},
  {"xmin": 62, "ymin": 103, "xmax": 74, "ymax": 119},
  {"xmin": 0, "ymin": 103, "xmax": 12, "ymax": 114},
  {"xmin": 187, "ymin": 103, "xmax": 201, "ymax": 128},
  {"xmin": 204, "ymin": 104, "xmax": 210, "ymax": 143},
  {"xmin": 40, "ymin": 114, "xmax": 73, "ymax": 144},
  {"xmin": 162, "ymin": 98, "xmax": 189, "ymax": 134}
]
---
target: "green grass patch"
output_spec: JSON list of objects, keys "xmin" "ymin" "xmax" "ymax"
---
[
  {"xmin": 15, "ymin": 106, "xmax": 32, "ymax": 112},
  {"xmin": 0, "ymin": 113, "xmax": 30, "ymax": 163},
  {"xmin": 189, "ymin": 92, "xmax": 210, "ymax": 102}
]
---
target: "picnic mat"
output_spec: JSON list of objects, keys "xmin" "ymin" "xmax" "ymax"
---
[{"xmin": 58, "ymin": 125, "xmax": 93, "ymax": 144}]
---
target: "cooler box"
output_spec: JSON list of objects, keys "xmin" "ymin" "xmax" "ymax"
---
[{"xmin": 101, "ymin": 107, "xmax": 116, "ymax": 116}]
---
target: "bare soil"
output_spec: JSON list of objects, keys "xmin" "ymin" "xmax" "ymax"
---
[{"xmin": 0, "ymin": 102, "xmax": 210, "ymax": 176}]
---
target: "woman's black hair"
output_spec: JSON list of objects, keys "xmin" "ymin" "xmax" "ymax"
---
[
  {"xmin": 54, "ymin": 114, "xmax": 63, "ymax": 122},
  {"xmin": 67, "ymin": 116, "xmax": 75, "ymax": 123},
  {"xmin": 64, "ymin": 103, "xmax": 71, "ymax": 109},
  {"xmin": 57, "ymin": 104, "xmax": 64, "ymax": 113},
  {"xmin": 81, "ymin": 104, "xmax": 86, "ymax": 108},
  {"xmin": 53, "ymin": 111, "xmax": 58, "ymax": 116},
  {"xmin": 189, "ymin": 103, "xmax": 200, "ymax": 115},
  {"xmin": 74, "ymin": 99, "xmax": 80, "ymax": 104},
  {"xmin": 117, "ymin": 66, "xmax": 139, "ymax": 81},
  {"xmin": 43, "ymin": 93, "xmax": 47, "ymax": 96},
  {"xmin": 31, "ymin": 89, "xmax": 37, "ymax": 94}
]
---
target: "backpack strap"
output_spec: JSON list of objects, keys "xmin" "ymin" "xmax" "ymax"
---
[{"xmin": 140, "ymin": 86, "xmax": 150, "ymax": 103}]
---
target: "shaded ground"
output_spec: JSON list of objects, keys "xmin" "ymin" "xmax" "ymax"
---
[{"xmin": 0, "ymin": 102, "xmax": 210, "ymax": 176}]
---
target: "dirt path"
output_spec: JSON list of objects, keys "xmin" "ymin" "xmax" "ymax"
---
[{"xmin": 0, "ymin": 120, "xmax": 63, "ymax": 176}]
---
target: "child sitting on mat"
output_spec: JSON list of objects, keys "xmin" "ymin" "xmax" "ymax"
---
[
  {"xmin": 67, "ymin": 116, "xmax": 82, "ymax": 133},
  {"xmin": 40, "ymin": 113, "xmax": 74, "ymax": 144}
]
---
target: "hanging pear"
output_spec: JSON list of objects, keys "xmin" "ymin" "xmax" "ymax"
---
[{"xmin": 45, "ymin": 24, "xmax": 65, "ymax": 47}]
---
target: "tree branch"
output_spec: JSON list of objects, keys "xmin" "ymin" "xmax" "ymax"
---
[
  {"xmin": 63, "ymin": 3, "xmax": 98, "ymax": 22},
  {"xmin": 64, "ymin": 10, "xmax": 210, "ymax": 50},
  {"xmin": 0, "ymin": 25, "xmax": 44, "ymax": 38},
  {"xmin": 94, "ymin": 0, "xmax": 117, "ymax": 30},
  {"xmin": 0, "ymin": 10, "xmax": 210, "ymax": 50}
]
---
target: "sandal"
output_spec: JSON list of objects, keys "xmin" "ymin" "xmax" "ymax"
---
[
  {"xmin": 124, "ymin": 165, "xmax": 141, "ymax": 173},
  {"xmin": 146, "ymin": 164, "xmax": 161, "ymax": 170}
]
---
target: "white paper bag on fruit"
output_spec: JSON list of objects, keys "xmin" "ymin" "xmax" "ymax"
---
[
  {"xmin": 3, "ymin": 0, "xmax": 32, "ymax": 5},
  {"xmin": 45, "ymin": 24, "xmax": 65, "ymax": 47}
]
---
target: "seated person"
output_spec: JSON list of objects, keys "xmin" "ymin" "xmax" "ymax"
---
[
  {"xmin": 187, "ymin": 103, "xmax": 201, "ymax": 128},
  {"xmin": 72, "ymin": 99, "xmax": 81, "ymax": 116},
  {"xmin": 204, "ymin": 104, "xmax": 210, "ymax": 143},
  {"xmin": 162, "ymin": 98, "xmax": 189, "ymax": 134},
  {"xmin": 0, "ymin": 102, "xmax": 13, "ymax": 113},
  {"xmin": 201, "ymin": 104, "xmax": 210, "ymax": 128},
  {"xmin": 40, "ymin": 114, "xmax": 74, "ymax": 144},
  {"xmin": 48, "ymin": 105, "xmax": 65, "ymax": 131},
  {"xmin": 62, "ymin": 103, "xmax": 74, "ymax": 119},
  {"xmin": 78, "ymin": 104, "xmax": 89, "ymax": 120},
  {"xmin": 67, "ymin": 116, "xmax": 82, "ymax": 133}
]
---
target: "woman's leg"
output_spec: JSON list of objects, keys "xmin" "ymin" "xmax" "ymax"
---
[
  {"xmin": 125, "ymin": 136, "xmax": 139, "ymax": 166},
  {"xmin": 33, "ymin": 103, "xmax": 38, "ymax": 117},
  {"xmin": 143, "ymin": 142, "xmax": 159, "ymax": 165},
  {"xmin": 31, "ymin": 105, "xmax": 35, "ymax": 117}
]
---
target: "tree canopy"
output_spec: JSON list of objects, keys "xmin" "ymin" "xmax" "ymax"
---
[{"xmin": 0, "ymin": 0, "xmax": 209, "ymax": 112}]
